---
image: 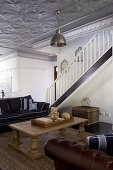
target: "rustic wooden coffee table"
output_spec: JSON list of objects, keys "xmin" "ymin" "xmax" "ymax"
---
[{"xmin": 9, "ymin": 117, "xmax": 87, "ymax": 160}]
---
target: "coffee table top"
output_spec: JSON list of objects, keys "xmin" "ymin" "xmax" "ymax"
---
[{"xmin": 9, "ymin": 117, "xmax": 87, "ymax": 137}]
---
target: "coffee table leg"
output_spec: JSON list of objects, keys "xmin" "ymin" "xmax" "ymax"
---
[
  {"xmin": 12, "ymin": 130, "xmax": 21, "ymax": 146},
  {"xmin": 28, "ymin": 136, "xmax": 45, "ymax": 160},
  {"xmin": 30, "ymin": 137, "xmax": 38, "ymax": 153},
  {"xmin": 78, "ymin": 123, "xmax": 86, "ymax": 141}
]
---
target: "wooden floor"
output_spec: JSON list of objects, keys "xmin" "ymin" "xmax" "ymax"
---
[{"xmin": 0, "ymin": 127, "xmax": 92, "ymax": 170}]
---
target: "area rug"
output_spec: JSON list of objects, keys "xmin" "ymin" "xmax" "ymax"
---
[{"xmin": 0, "ymin": 128, "xmax": 92, "ymax": 170}]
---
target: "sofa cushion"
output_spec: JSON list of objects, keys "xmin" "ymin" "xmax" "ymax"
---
[
  {"xmin": 42, "ymin": 103, "xmax": 49, "ymax": 111},
  {"xmin": 24, "ymin": 95, "xmax": 32, "ymax": 99},
  {"xmin": 0, "ymin": 112, "xmax": 20, "ymax": 124},
  {"xmin": 16, "ymin": 110, "xmax": 48, "ymax": 120},
  {"xmin": 0, "ymin": 99, "xmax": 10, "ymax": 113},
  {"xmin": 87, "ymin": 134, "xmax": 113, "ymax": 156},
  {"xmin": 37, "ymin": 102, "xmax": 45, "ymax": 111},
  {"xmin": 7, "ymin": 98, "xmax": 21, "ymax": 112}
]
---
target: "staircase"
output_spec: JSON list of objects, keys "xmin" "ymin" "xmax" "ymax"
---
[{"xmin": 46, "ymin": 27, "xmax": 113, "ymax": 107}]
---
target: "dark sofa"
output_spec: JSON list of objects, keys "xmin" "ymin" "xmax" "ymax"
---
[
  {"xmin": 44, "ymin": 137, "xmax": 113, "ymax": 170},
  {"xmin": 0, "ymin": 95, "xmax": 49, "ymax": 127}
]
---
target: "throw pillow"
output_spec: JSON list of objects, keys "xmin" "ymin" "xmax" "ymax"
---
[
  {"xmin": 20, "ymin": 98, "xmax": 28, "ymax": 110},
  {"xmin": 87, "ymin": 134, "xmax": 113, "ymax": 156},
  {"xmin": 29, "ymin": 102, "xmax": 37, "ymax": 111},
  {"xmin": 20, "ymin": 98, "xmax": 34, "ymax": 110}
]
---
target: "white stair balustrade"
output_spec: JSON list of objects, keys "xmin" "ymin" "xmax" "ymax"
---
[{"xmin": 46, "ymin": 27, "xmax": 113, "ymax": 106}]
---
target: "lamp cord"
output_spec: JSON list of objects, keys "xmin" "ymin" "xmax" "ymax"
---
[{"xmin": 57, "ymin": 12, "xmax": 60, "ymax": 29}]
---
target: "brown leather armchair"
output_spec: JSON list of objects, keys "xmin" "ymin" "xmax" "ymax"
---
[{"xmin": 44, "ymin": 137, "xmax": 113, "ymax": 170}]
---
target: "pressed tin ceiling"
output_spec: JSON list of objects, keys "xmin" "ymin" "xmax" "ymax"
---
[{"xmin": 0, "ymin": 0, "xmax": 113, "ymax": 60}]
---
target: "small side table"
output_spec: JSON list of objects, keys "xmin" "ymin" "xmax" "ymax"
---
[{"xmin": 72, "ymin": 106, "xmax": 99, "ymax": 125}]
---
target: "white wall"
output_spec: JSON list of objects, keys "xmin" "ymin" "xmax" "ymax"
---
[
  {"xmin": 0, "ymin": 57, "xmax": 19, "ymax": 97},
  {"xmin": 59, "ymin": 60, "xmax": 113, "ymax": 124},
  {"xmin": 17, "ymin": 57, "xmax": 56, "ymax": 101},
  {"xmin": 0, "ymin": 57, "xmax": 56, "ymax": 101}
]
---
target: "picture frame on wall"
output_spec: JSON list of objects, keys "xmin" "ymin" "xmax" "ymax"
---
[
  {"xmin": 60, "ymin": 59, "xmax": 68, "ymax": 73},
  {"xmin": 75, "ymin": 47, "xmax": 83, "ymax": 62}
]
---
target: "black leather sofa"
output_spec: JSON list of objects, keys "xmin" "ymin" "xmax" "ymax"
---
[{"xmin": 0, "ymin": 95, "xmax": 49, "ymax": 127}]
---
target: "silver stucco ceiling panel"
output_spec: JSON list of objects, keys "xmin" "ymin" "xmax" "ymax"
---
[{"xmin": 0, "ymin": 0, "xmax": 112, "ymax": 59}]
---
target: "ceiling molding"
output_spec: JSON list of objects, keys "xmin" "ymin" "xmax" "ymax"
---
[
  {"xmin": 65, "ymin": 15, "xmax": 113, "ymax": 41},
  {"xmin": 18, "ymin": 51, "xmax": 56, "ymax": 62},
  {"xmin": 0, "ymin": 49, "xmax": 57, "ymax": 62},
  {"xmin": 0, "ymin": 51, "xmax": 18, "ymax": 62}
]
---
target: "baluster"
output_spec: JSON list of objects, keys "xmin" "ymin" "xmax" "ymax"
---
[
  {"xmin": 65, "ymin": 69, "xmax": 68, "ymax": 91},
  {"xmin": 90, "ymin": 41, "xmax": 92, "ymax": 67},
  {"xmin": 111, "ymin": 28, "xmax": 113, "ymax": 46},
  {"xmin": 59, "ymin": 77, "xmax": 60, "ymax": 98},
  {"xmin": 49, "ymin": 87, "xmax": 51, "ymax": 105},
  {"xmin": 52, "ymin": 83, "xmax": 55, "ymax": 103},
  {"xmin": 61, "ymin": 74, "xmax": 63, "ymax": 95},
  {"xmin": 63, "ymin": 73, "xmax": 65, "ymax": 94},
  {"xmin": 52, "ymin": 85, "xmax": 54, "ymax": 105},
  {"xmin": 82, "ymin": 51, "xmax": 85, "ymax": 74},
  {"xmin": 77, "ymin": 56, "xmax": 80, "ymax": 78},
  {"xmin": 53, "ymin": 82, "xmax": 55, "ymax": 103},
  {"xmin": 69, "ymin": 65, "xmax": 71, "ymax": 86},
  {"xmin": 103, "ymin": 30, "xmax": 105, "ymax": 54},
  {"xmin": 98, "ymin": 33, "xmax": 101, "ymax": 59},
  {"xmin": 61, "ymin": 75, "xmax": 63, "ymax": 95},
  {"xmin": 86, "ymin": 47, "xmax": 88, "ymax": 71},
  {"xmin": 84, "ymin": 48, "xmax": 86, "ymax": 72},
  {"xmin": 68, "ymin": 67, "xmax": 70, "ymax": 88},
  {"xmin": 94, "ymin": 37, "xmax": 96, "ymax": 63},
  {"xmin": 108, "ymin": 30, "xmax": 110, "ymax": 49},
  {"xmin": 71, "ymin": 63, "xmax": 73, "ymax": 84},
  {"xmin": 56, "ymin": 80, "xmax": 58, "ymax": 100},
  {"xmin": 81, "ymin": 53, "xmax": 83, "ymax": 75},
  {"xmin": 72, "ymin": 61, "xmax": 75, "ymax": 83},
  {"xmin": 50, "ymin": 86, "xmax": 53, "ymax": 105},
  {"xmin": 75, "ymin": 58, "xmax": 78, "ymax": 80},
  {"xmin": 73, "ymin": 60, "xmax": 76, "ymax": 81},
  {"xmin": 79, "ymin": 53, "xmax": 82, "ymax": 77},
  {"xmin": 69, "ymin": 66, "xmax": 71, "ymax": 87},
  {"xmin": 51, "ymin": 85, "xmax": 53, "ymax": 105},
  {"xmin": 64, "ymin": 70, "xmax": 66, "ymax": 92}
]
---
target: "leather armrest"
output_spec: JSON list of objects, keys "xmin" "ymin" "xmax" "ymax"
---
[{"xmin": 44, "ymin": 137, "xmax": 113, "ymax": 170}]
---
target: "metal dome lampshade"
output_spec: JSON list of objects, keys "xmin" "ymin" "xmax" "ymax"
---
[{"xmin": 50, "ymin": 11, "xmax": 66, "ymax": 47}]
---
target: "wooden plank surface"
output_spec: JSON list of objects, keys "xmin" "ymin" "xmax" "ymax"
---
[{"xmin": 9, "ymin": 117, "xmax": 87, "ymax": 137}]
